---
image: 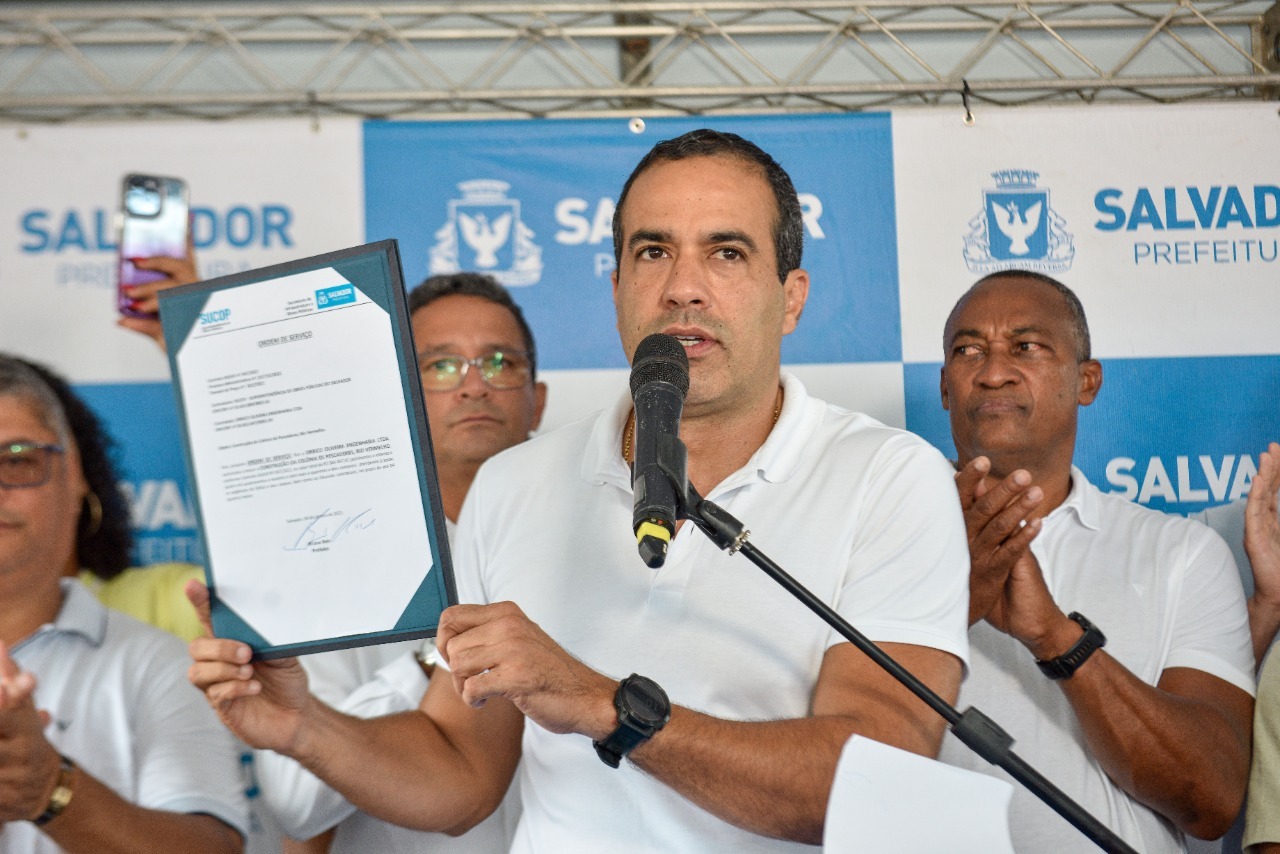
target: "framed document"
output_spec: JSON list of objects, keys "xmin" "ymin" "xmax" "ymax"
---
[{"xmin": 158, "ymin": 240, "xmax": 453, "ymax": 659}]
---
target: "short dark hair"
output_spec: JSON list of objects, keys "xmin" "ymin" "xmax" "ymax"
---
[
  {"xmin": 407, "ymin": 273, "xmax": 539, "ymax": 379},
  {"xmin": 0, "ymin": 354, "xmax": 133, "ymax": 580},
  {"xmin": 611, "ymin": 128, "xmax": 804, "ymax": 284},
  {"xmin": 950, "ymin": 269, "xmax": 1092, "ymax": 362}
]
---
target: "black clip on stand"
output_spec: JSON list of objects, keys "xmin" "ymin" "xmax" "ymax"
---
[{"xmin": 650, "ymin": 433, "xmax": 1137, "ymax": 854}]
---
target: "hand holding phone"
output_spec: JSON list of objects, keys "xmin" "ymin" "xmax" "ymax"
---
[
  {"xmin": 116, "ymin": 174, "xmax": 199, "ymax": 349},
  {"xmin": 117, "ymin": 174, "xmax": 191, "ymax": 319}
]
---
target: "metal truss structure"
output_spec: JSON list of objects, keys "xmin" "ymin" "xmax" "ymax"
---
[{"xmin": 1, "ymin": 1, "xmax": 1278, "ymax": 123}]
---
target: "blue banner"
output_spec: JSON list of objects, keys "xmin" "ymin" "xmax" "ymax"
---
[
  {"xmin": 904, "ymin": 354, "xmax": 1280, "ymax": 515},
  {"xmin": 76, "ymin": 381, "xmax": 204, "ymax": 566},
  {"xmin": 363, "ymin": 114, "xmax": 902, "ymax": 370}
]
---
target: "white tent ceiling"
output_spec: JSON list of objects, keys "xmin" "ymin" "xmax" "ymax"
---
[{"xmin": 1, "ymin": 1, "xmax": 1277, "ymax": 122}]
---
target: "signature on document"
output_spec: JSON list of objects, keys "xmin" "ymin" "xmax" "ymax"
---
[{"xmin": 283, "ymin": 508, "xmax": 376, "ymax": 552}]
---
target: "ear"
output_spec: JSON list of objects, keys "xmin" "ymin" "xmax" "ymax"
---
[
  {"xmin": 1077, "ymin": 359, "xmax": 1103, "ymax": 407},
  {"xmin": 610, "ymin": 268, "xmax": 620, "ymax": 301},
  {"xmin": 940, "ymin": 365, "xmax": 950, "ymax": 411},
  {"xmin": 780, "ymin": 268, "xmax": 810, "ymax": 336},
  {"xmin": 530, "ymin": 381, "xmax": 549, "ymax": 432}
]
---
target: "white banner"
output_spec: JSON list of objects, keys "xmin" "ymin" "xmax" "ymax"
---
[
  {"xmin": 894, "ymin": 102, "xmax": 1279, "ymax": 363},
  {"xmin": 0, "ymin": 118, "xmax": 363, "ymax": 382}
]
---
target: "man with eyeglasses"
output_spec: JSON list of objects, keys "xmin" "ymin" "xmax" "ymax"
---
[
  {"xmin": 407, "ymin": 274, "xmax": 547, "ymax": 524},
  {"xmin": 0, "ymin": 354, "xmax": 247, "ymax": 854},
  {"xmin": 250, "ymin": 272, "xmax": 545, "ymax": 854}
]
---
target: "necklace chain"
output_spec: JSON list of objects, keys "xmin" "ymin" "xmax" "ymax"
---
[{"xmin": 622, "ymin": 387, "xmax": 783, "ymax": 463}]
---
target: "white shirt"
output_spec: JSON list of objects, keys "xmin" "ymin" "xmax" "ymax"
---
[
  {"xmin": 2, "ymin": 580, "xmax": 248, "ymax": 853},
  {"xmin": 939, "ymin": 469, "xmax": 1255, "ymax": 854},
  {"xmin": 454, "ymin": 373, "xmax": 971, "ymax": 853},
  {"xmin": 1194, "ymin": 500, "xmax": 1252, "ymax": 597},
  {"xmin": 257, "ymin": 518, "xmax": 518, "ymax": 853}
]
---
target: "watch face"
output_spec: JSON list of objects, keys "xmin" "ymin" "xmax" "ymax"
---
[
  {"xmin": 417, "ymin": 637, "xmax": 441, "ymax": 669},
  {"xmin": 622, "ymin": 676, "xmax": 671, "ymax": 728}
]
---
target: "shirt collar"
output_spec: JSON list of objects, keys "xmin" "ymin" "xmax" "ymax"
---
[
  {"xmin": 581, "ymin": 372, "xmax": 820, "ymax": 494},
  {"xmin": 753, "ymin": 373, "xmax": 824, "ymax": 485},
  {"xmin": 581, "ymin": 390, "xmax": 633, "ymax": 488},
  {"xmin": 1046, "ymin": 466, "xmax": 1101, "ymax": 532},
  {"xmin": 51, "ymin": 578, "xmax": 108, "ymax": 646}
]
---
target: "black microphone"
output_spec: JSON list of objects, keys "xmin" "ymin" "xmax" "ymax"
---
[{"xmin": 629, "ymin": 333, "xmax": 690, "ymax": 569}]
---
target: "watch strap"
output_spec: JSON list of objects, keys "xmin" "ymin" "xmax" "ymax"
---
[
  {"xmin": 593, "ymin": 674, "xmax": 670, "ymax": 769},
  {"xmin": 593, "ymin": 717, "xmax": 654, "ymax": 768},
  {"xmin": 1036, "ymin": 612, "xmax": 1106, "ymax": 680},
  {"xmin": 32, "ymin": 755, "xmax": 76, "ymax": 827}
]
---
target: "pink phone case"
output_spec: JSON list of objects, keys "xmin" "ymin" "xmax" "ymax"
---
[{"xmin": 117, "ymin": 174, "xmax": 189, "ymax": 318}]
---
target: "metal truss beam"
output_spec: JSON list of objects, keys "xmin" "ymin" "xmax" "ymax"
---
[{"xmin": 1, "ymin": 1, "xmax": 1277, "ymax": 123}]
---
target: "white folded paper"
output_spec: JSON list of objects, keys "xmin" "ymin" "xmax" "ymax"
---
[{"xmin": 824, "ymin": 735, "xmax": 1015, "ymax": 854}]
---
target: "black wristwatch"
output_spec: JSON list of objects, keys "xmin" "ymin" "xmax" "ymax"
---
[
  {"xmin": 593, "ymin": 674, "xmax": 671, "ymax": 768},
  {"xmin": 1036, "ymin": 612, "xmax": 1106, "ymax": 680}
]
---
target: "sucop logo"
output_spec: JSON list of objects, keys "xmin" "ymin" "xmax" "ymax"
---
[
  {"xmin": 429, "ymin": 180, "xmax": 543, "ymax": 286},
  {"xmin": 199, "ymin": 308, "xmax": 231, "ymax": 325},
  {"xmin": 963, "ymin": 169, "xmax": 1074, "ymax": 274}
]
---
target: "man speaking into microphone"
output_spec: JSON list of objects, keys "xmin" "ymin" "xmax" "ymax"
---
[{"xmin": 190, "ymin": 129, "xmax": 971, "ymax": 851}]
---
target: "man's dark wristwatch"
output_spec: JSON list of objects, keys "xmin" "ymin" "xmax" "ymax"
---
[
  {"xmin": 593, "ymin": 674, "xmax": 671, "ymax": 768},
  {"xmin": 1035, "ymin": 612, "xmax": 1106, "ymax": 680}
]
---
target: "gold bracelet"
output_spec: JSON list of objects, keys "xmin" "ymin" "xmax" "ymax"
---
[{"xmin": 32, "ymin": 755, "xmax": 76, "ymax": 827}]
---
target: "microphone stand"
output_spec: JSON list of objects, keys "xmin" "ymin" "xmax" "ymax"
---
[{"xmin": 650, "ymin": 433, "xmax": 1138, "ymax": 854}]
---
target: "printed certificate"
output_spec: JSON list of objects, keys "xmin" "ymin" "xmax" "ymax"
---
[{"xmin": 158, "ymin": 240, "xmax": 453, "ymax": 658}]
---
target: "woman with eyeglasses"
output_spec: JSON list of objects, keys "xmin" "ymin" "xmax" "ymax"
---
[{"xmin": 0, "ymin": 354, "xmax": 247, "ymax": 854}]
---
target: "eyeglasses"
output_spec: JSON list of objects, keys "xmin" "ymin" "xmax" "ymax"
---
[
  {"xmin": 0, "ymin": 442, "xmax": 66, "ymax": 489},
  {"xmin": 417, "ymin": 350, "xmax": 532, "ymax": 392}
]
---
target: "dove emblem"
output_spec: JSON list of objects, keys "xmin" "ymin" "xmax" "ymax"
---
[
  {"xmin": 992, "ymin": 200, "xmax": 1043, "ymax": 256},
  {"xmin": 430, "ymin": 180, "xmax": 544, "ymax": 285},
  {"xmin": 963, "ymin": 170, "xmax": 1074, "ymax": 274},
  {"xmin": 458, "ymin": 211, "xmax": 512, "ymax": 268}
]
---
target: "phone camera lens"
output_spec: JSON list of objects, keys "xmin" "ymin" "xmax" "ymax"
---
[{"xmin": 124, "ymin": 176, "xmax": 164, "ymax": 217}]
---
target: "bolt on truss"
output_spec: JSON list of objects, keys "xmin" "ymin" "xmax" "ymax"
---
[{"xmin": 0, "ymin": 1, "xmax": 1277, "ymax": 123}]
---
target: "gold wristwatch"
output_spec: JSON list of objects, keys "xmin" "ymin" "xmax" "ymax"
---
[
  {"xmin": 32, "ymin": 755, "xmax": 77, "ymax": 827},
  {"xmin": 416, "ymin": 637, "xmax": 442, "ymax": 675}
]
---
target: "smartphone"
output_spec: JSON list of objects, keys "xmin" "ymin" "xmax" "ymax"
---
[{"xmin": 117, "ymin": 173, "xmax": 189, "ymax": 318}]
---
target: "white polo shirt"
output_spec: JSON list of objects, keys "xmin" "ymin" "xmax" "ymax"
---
[
  {"xmin": 939, "ymin": 469, "xmax": 1255, "ymax": 854},
  {"xmin": 2, "ymin": 580, "xmax": 248, "ymax": 853},
  {"xmin": 1193, "ymin": 499, "xmax": 1252, "ymax": 596},
  {"xmin": 454, "ymin": 373, "xmax": 971, "ymax": 853},
  {"xmin": 257, "ymin": 518, "xmax": 518, "ymax": 852}
]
